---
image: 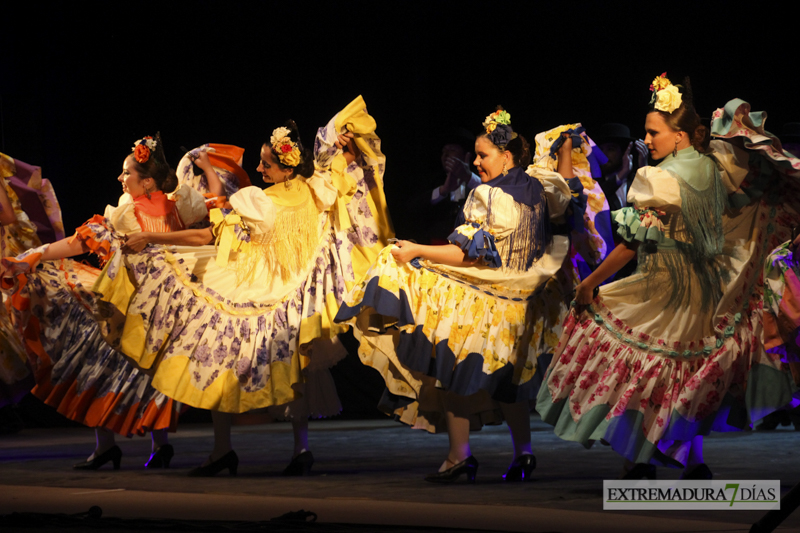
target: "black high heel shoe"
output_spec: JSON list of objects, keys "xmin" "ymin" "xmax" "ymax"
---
[
  {"xmin": 621, "ymin": 463, "xmax": 657, "ymax": 480},
  {"xmin": 282, "ymin": 450, "xmax": 314, "ymax": 476},
  {"xmin": 188, "ymin": 450, "xmax": 238, "ymax": 477},
  {"xmin": 503, "ymin": 454, "xmax": 536, "ymax": 482},
  {"xmin": 424, "ymin": 456, "xmax": 478, "ymax": 484},
  {"xmin": 145, "ymin": 444, "xmax": 174, "ymax": 469},
  {"xmin": 74, "ymin": 445, "xmax": 122, "ymax": 471}
]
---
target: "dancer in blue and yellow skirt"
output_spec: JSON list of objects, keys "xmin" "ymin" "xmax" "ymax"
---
[
  {"xmin": 537, "ymin": 75, "xmax": 800, "ymax": 480},
  {"xmin": 336, "ymin": 108, "xmax": 575, "ymax": 482},
  {"xmin": 72, "ymin": 96, "xmax": 392, "ymax": 476}
]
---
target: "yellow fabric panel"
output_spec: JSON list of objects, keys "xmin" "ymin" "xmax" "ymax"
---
[{"xmin": 151, "ymin": 355, "xmax": 300, "ymax": 413}]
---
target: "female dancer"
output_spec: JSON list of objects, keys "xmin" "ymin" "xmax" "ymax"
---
[
  {"xmin": 537, "ymin": 75, "xmax": 799, "ymax": 479},
  {"xmin": 75, "ymin": 96, "xmax": 392, "ymax": 476},
  {"xmin": 0, "ymin": 152, "xmax": 63, "ymax": 409},
  {"xmin": 335, "ymin": 109, "xmax": 574, "ymax": 482},
  {"xmin": 1, "ymin": 134, "xmax": 224, "ymax": 469}
]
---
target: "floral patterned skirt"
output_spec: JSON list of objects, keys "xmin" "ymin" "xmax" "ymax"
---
[
  {"xmin": 335, "ymin": 245, "xmax": 572, "ymax": 432},
  {"xmin": 537, "ymin": 199, "xmax": 799, "ymax": 466},
  {"xmin": 90, "ymin": 220, "xmax": 349, "ymax": 416},
  {"xmin": 2, "ymin": 252, "xmax": 179, "ymax": 437}
]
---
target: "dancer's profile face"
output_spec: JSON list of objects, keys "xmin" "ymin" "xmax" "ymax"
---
[
  {"xmin": 473, "ymin": 136, "xmax": 509, "ymax": 182},
  {"xmin": 257, "ymin": 144, "xmax": 293, "ymax": 185},
  {"xmin": 644, "ymin": 112, "xmax": 679, "ymax": 161},
  {"xmin": 118, "ymin": 155, "xmax": 150, "ymax": 197}
]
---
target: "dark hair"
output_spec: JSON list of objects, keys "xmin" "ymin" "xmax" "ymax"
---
[
  {"xmin": 129, "ymin": 132, "xmax": 178, "ymax": 193},
  {"xmin": 266, "ymin": 120, "xmax": 314, "ymax": 179},
  {"xmin": 651, "ymin": 77, "xmax": 706, "ymax": 153},
  {"xmin": 479, "ymin": 132, "xmax": 532, "ymax": 168}
]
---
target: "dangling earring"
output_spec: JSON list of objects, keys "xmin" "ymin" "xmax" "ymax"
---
[
  {"xmin": 283, "ymin": 177, "xmax": 292, "ymax": 190},
  {"xmin": 502, "ymin": 160, "xmax": 508, "ymax": 176},
  {"xmin": 673, "ymin": 139, "xmax": 679, "ymax": 157}
]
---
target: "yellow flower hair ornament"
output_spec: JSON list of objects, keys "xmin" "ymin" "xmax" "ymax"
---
[
  {"xmin": 269, "ymin": 126, "xmax": 302, "ymax": 167},
  {"xmin": 649, "ymin": 72, "xmax": 683, "ymax": 114}
]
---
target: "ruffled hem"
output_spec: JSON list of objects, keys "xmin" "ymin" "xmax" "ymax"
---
[
  {"xmin": 447, "ymin": 222, "xmax": 502, "ymax": 268},
  {"xmin": 71, "ymin": 214, "xmax": 120, "ymax": 264},
  {"xmin": 336, "ymin": 246, "xmax": 571, "ymax": 426},
  {"xmin": 612, "ymin": 207, "xmax": 668, "ymax": 246},
  {"xmin": 6, "ymin": 258, "xmax": 179, "ymax": 436},
  {"xmin": 536, "ymin": 304, "xmax": 797, "ymax": 466},
  {"xmin": 94, "ymin": 226, "xmax": 350, "ymax": 414}
]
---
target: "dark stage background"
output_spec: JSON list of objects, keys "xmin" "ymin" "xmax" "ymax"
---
[{"xmin": 2, "ymin": 1, "xmax": 798, "ymax": 247}]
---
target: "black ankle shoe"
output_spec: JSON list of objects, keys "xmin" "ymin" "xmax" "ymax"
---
[
  {"xmin": 621, "ymin": 463, "xmax": 656, "ymax": 480},
  {"xmin": 145, "ymin": 444, "xmax": 174, "ymax": 469},
  {"xmin": 424, "ymin": 456, "xmax": 478, "ymax": 484},
  {"xmin": 282, "ymin": 450, "xmax": 314, "ymax": 476},
  {"xmin": 503, "ymin": 454, "xmax": 536, "ymax": 482},
  {"xmin": 682, "ymin": 463, "xmax": 712, "ymax": 480},
  {"xmin": 188, "ymin": 450, "xmax": 238, "ymax": 477},
  {"xmin": 74, "ymin": 445, "xmax": 122, "ymax": 471}
]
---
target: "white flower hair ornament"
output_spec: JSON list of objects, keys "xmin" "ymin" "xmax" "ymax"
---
[{"xmin": 649, "ymin": 72, "xmax": 683, "ymax": 114}]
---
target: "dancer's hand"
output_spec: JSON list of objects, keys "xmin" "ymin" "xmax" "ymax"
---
[
  {"xmin": 557, "ymin": 133, "xmax": 574, "ymax": 158},
  {"xmin": 335, "ymin": 132, "xmax": 358, "ymax": 165},
  {"xmin": 573, "ymin": 280, "xmax": 596, "ymax": 306},
  {"xmin": 192, "ymin": 150, "xmax": 214, "ymax": 171},
  {"xmin": 391, "ymin": 240, "xmax": 419, "ymax": 263},
  {"xmin": 443, "ymin": 156, "xmax": 471, "ymax": 189},
  {"xmin": 122, "ymin": 232, "xmax": 151, "ymax": 254}
]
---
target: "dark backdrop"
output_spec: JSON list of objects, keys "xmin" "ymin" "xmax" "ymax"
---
[{"xmin": 2, "ymin": 1, "xmax": 798, "ymax": 242}]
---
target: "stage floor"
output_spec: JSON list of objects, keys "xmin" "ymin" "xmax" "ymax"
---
[{"xmin": 0, "ymin": 416, "xmax": 798, "ymax": 532}]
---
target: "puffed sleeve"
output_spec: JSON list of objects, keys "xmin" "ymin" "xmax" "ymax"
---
[
  {"xmin": 612, "ymin": 166, "xmax": 681, "ymax": 245},
  {"xmin": 302, "ymin": 171, "xmax": 337, "ymax": 212},
  {"xmin": 447, "ymin": 185, "xmax": 515, "ymax": 268},
  {"xmin": 210, "ymin": 187, "xmax": 276, "ymax": 269},
  {"xmin": 526, "ymin": 166, "xmax": 571, "ymax": 218},
  {"xmin": 103, "ymin": 194, "xmax": 141, "ymax": 234},
  {"xmin": 171, "ymin": 184, "xmax": 210, "ymax": 227}
]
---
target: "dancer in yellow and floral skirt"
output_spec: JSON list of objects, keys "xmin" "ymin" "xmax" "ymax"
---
[
  {"xmin": 75, "ymin": 96, "xmax": 392, "ymax": 476},
  {"xmin": 336, "ymin": 109, "xmax": 577, "ymax": 482}
]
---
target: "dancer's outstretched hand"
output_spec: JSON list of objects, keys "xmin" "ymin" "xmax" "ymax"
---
[
  {"xmin": 121, "ymin": 232, "xmax": 150, "ymax": 254},
  {"xmin": 391, "ymin": 240, "xmax": 419, "ymax": 264}
]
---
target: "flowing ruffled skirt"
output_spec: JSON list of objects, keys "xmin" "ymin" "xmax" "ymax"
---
[
  {"xmin": 88, "ymin": 210, "xmax": 353, "ymax": 416},
  {"xmin": 763, "ymin": 242, "xmax": 800, "ymax": 383},
  {"xmin": 537, "ymin": 198, "xmax": 800, "ymax": 466},
  {"xmin": 335, "ymin": 238, "xmax": 572, "ymax": 432},
  {"xmin": 2, "ymin": 229, "xmax": 180, "ymax": 436}
]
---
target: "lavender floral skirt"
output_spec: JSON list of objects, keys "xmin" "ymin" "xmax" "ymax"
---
[{"xmin": 92, "ymin": 220, "xmax": 351, "ymax": 416}]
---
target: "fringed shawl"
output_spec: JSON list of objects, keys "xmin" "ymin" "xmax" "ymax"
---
[
  {"xmin": 133, "ymin": 191, "xmax": 186, "ymax": 233},
  {"xmin": 637, "ymin": 148, "xmax": 729, "ymax": 311},
  {"xmin": 233, "ymin": 180, "xmax": 320, "ymax": 285},
  {"xmin": 461, "ymin": 167, "xmax": 552, "ymax": 272}
]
